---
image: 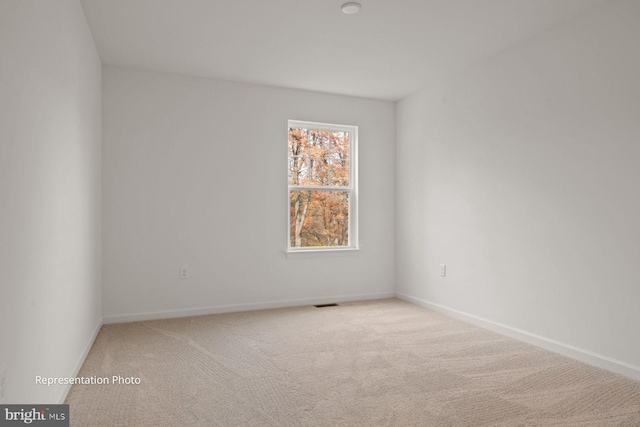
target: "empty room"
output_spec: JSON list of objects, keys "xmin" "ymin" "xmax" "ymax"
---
[{"xmin": 2, "ymin": 0, "xmax": 640, "ymax": 425}]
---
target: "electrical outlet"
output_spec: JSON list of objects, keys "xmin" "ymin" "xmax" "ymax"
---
[
  {"xmin": 180, "ymin": 266, "xmax": 189, "ymax": 279},
  {"xmin": 0, "ymin": 367, "xmax": 7, "ymax": 402},
  {"xmin": 440, "ymin": 264, "xmax": 446, "ymax": 277}
]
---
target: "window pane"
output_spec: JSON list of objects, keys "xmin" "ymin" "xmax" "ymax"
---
[
  {"xmin": 290, "ymin": 190, "xmax": 349, "ymax": 248},
  {"xmin": 308, "ymin": 129, "xmax": 330, "ymax": 158},
  {"xmin": 329, "ymin": 131, "xmax": 349, "ymax": 159},
  {"xmin": 289, "ymin": 127, "xmax": 350, "ymax": 188},
  {"xmin": 310, "ymin": 157, "xmax": 329, "ymax": 186},
  {"xmin": 288, "ymin": 156, "xmax": 309, "ymax": 185},
  {"xmin": 288, "ymin": 128, "xmax": 309, "ymax": 157},
  {"xmin": 329, "ymin": 159, "xmax": 349, "ymax": 186}
]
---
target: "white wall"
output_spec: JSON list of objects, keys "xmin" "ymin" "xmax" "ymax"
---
[
  {"xmin": 102, "ymin": 66, "xmax": 395, "ymax": 321},
  {"xmin": 0, "ymin": 0, "xmax": 102, "ymax": 403},
  {"xmin": 397, "ymin": 0, "xmax": 640, "ymax": 378}
]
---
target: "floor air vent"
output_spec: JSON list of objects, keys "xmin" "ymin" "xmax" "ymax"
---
[{"xmin": 314, "ymin": 303, "xmax": 339, "ymax": 308}]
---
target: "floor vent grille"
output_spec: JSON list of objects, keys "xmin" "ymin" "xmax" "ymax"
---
[{"xmin": 313, "ymin": 303, "xmax": 339, "ymax": 308}]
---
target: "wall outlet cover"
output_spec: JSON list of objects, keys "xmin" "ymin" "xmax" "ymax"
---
[{"xmin": 180, "ymin": 266, "xmax": 189, "ymax": 279}]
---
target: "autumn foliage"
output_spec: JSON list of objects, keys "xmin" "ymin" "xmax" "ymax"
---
[{"xmin": 288, "ymin": 127, "xmax": 351, "ymax": 247}]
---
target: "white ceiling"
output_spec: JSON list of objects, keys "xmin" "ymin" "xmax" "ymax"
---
[{"xmin": 80, "ymin": 0, "xmax": 610, "ymax": 101}]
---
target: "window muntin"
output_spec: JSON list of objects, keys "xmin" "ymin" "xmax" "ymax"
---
[{"xmin": 288, "ymin": 121, "xmax": 357, "ymax": 251}]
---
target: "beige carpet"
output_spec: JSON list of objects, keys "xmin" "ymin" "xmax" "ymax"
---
[{"xmin": 66, "ymin": 299, "xmax": 640, "ymax": 426}]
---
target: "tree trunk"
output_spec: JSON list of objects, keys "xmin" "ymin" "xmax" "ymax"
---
[{"xmin": 294, "ymin": 191, "xmax": 310, "ymax": 247}]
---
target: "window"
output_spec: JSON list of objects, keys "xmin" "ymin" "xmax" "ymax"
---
[{"xmin": 288, "ymin": 120, "xmax": 358, "ymax": 252}]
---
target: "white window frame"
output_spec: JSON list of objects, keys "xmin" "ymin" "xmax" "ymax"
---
[{"xmin": 286, "ymin": 120, "xmax": 359, "ymax": 255}]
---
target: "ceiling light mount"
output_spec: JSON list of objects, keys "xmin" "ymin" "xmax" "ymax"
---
[{"xmin": 341, "ymin": 2, "xmax": 362, "ymax": 15}]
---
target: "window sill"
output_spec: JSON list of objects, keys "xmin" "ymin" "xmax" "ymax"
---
[{"xmin": 285, "ymin": 248, "xmax": 361, "ymax": 259}]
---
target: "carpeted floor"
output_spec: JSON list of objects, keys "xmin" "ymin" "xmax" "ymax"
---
[{"xmin": 65, "ymin": 298, "xmax": 640, "ymax": 426}]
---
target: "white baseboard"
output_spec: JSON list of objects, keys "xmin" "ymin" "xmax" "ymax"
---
[
  {"xmin": 57, "ymin": 319, "xmax": 103, "ymax": 404},
  {"xmin": 396, "ymin": 292, "xmax": 640, "ymax": 382},
  {"xmin": 103, "ymin": 292, "xmax": 396, "ymax": 324}
]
